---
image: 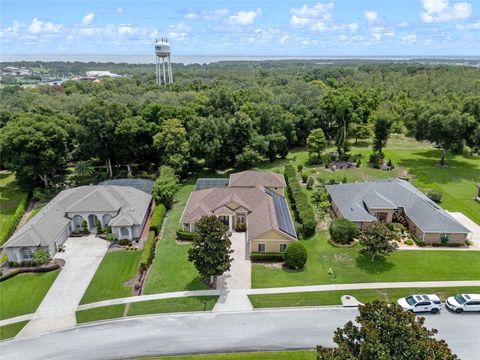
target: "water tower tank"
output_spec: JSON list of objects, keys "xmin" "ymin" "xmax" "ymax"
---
[{"xmin": 155, "ymin": 38, "xmax": 171, "ymax": 57}]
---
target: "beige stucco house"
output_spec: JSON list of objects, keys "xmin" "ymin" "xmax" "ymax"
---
[
  {"xmin": 326, "ymin": 179, "xmax": 471, "ymax": 245},
  {"xmin": 180, "ymin": 171, "xmax": 297, "ymax": 254}
]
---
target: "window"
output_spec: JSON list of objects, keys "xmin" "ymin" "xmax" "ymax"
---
[
  {"xmin": 415, "ymin": 302, "xmax": 430, "ymax": 307},
  {"xmin": 183, "ymin": 223, "xmax": 190, "ymax": 231},
  {"xmin": 20, "ymin": 247, "xmax": 33, "ymax": 261},
  {"xmin": 218, "ymin": 215, "xmax": 229, "ymax": 226},
  {"xmin": 279, "ymin": 243, "xmax": 287, "ymax": 252},
  {"xmin": 257, "ymin": 243, "xmax": 266, "ymax": 252},
  {"xmin": 73, "ymin": 215, "xmax": 83, "ymax": 229},
  {"xmin": 376, "ymin": 212, "xmax": 388, "ymax": 222},
  {"xmin": 236, "ymin": 214, "xmax": 245, "ymax": 224}
]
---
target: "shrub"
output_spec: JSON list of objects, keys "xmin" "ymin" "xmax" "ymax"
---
[
  {"xmin": 356, "ymin": 159, "xmax": 361, "ymax": 167},
  {"xmin": 306, "ymin": 176, "xmax": 315, "ymax": 190},
  {"xmin": 235, "ymin": 223, "xmax": 246, "ymax": 232},
  {"xmin": 0, "ymin": 194, "xmax": 28, "ymax": 246},
  {"xmin": 176, "ymin": 230, "xmax": 198, "ymax": 241},
  {"xmin": 329, "ymin": 218, "xmax": 359, "ymax": 244},
  {"xmin": 427, "ymin": 190, "xmax": 443, "ymax": 204},
  {"xmin": 250, "ymin": 252, "xmax": 284, "ymax": 262},
  {"xmin": 106, "ymin": 233, "xmax": 117, "ymax": 242},
  {"xmin": 149, "ymin": 204, "xmax": 166, "ymax": 236},
  {"xmin": 33, "ymin": 249, "xmax": 50, "ymax": 265},
  {"xmin": 297, "ymin": 164, "xmax": 303, "ymax": 172},
  {"xmin": 118, "ymin": 239, "xmax": 131, "ymax": 246},
  {"xmin": 440, "ymin": 233, "xmax": 450, "ymax": 245},
  {"xmin": 82, "ymin": 220, "xmax": 89, "ymax": 234},
  {"xmin": 284, "ymin": 242, "xmax": 307, "ymax": 270},
  {"xmin": 341, "ymin": 176, "xmax": 347, "ymax": 184},
  {"xmin": 96, "ymin": 219, "xmax": 103, "ymax": 234},
  {"xmin": 140, "ymin": 231, "xmax": 157, "ymax": 271},
  {"xmin": 301, "ymin": 172, "xmax": 308, "ymax": 183},
  {"xmin": 284, "ymin": 164, "xmax": 317, "ymax": 238},
  {"xmin": 405, "ymin": 239, "xmax": 414, "ymax": 246}
]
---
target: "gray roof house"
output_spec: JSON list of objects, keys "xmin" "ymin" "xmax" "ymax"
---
[
  {"xmin": 3, "ymin": 185, "xmax": 152, "ymax": 263},
  {"xmin": 326, "ymin": 179, "xmax": 471, "ymax": 244},
  {"xmin": 181, "ymin": 171, "xmax": 296, "ymax": 254}
]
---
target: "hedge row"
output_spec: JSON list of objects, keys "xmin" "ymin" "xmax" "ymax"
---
[
  {"xmin": 284, "ymin": 164, "xmax": 316, "ymax": 237},
  {"xmin": 0, "ymin": 194, "xmax": 28, "ymax": 246},
  {"xmin": 250, "ymin": 252, "xmax": 284, "ymax": 262},
  {"xmin": 149, "ymin": 203, "xmax": 166, "ymax": 236},
  {"xmin": 0, "ymin": 262, "xmax": 60, "ymax": 282},
  {"xmin": 176, "ymin": 230, "xmax": 198, "ymax": 241},
  {"xmin": 140, "ymin": 231, "xmax": 157, "ymax": 271}
]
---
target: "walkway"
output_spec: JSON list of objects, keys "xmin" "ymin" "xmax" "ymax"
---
[
  {"xmin": 213, "ymin": 232, "xmax": 253, "ymax": 312},
  {"xmin": 17, "ymin": 236, "xmax": 109, "ymax": 337},
  {"xmin": 448, "ymin": 211, "xmax": 480, "ymax": 247}
]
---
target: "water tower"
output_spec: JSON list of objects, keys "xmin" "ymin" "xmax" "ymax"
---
[{"xmin": 155, "ymin": 38, "xmax": 173, "ymax": 86}]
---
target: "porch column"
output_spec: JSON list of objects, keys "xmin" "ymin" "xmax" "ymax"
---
[
  {"xmin": 229, "ymin": 215, "xmax": 233, "ymax": 232},
  {"xmin": 128, "ymin": 227, "xmax": 133, "ymax": 240}
]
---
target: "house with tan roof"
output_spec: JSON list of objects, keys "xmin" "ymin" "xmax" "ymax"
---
[
  {"xmin": 180, "ymin": 171, "xmax": 297, "ymax": 254},
  {"xmin": 3, "ymin": 183, "xmax": 152, "ymax": 263}
]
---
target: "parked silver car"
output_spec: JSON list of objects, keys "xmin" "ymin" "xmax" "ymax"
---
[
  {"xmin": 397, "ymin": 294, "xmax": 442, "ymax": 313},
  {"xmin": 446, "ymin": 294, "xmax": 480, "ymax": 313}
]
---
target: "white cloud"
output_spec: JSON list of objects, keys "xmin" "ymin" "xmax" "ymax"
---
[
  {"xmin": 167, "ymin": 22, "xmax": 192, "ymax": 41},
  {"xmin": 82, "ymin": 13, "xmax": 95, "ymax": 26},
  {"xmin": 401, "ymin": 34, "xmax": 417, "ymax": 44},
  {"xmin": 311, "ymin": 22, "xmax": 358, "ymax": 32},
  {"xmin": 28, "ymin": 18, "xmax": 63, "ymax": 34},
  {"xmin": 364, "ymin": 11, "xmax": 378, "ymax": 24},
  {"xmin": 289, "ymin": 2, "xmax": 334, "ymax": 27},
  {"xmin": 228, "ymin": 9, "xmax": 261, "ymax": 26},
  {"xmin": 114, "ymin": 8, "xmax": 124, "ymax": 14},
  {"xmin": 457, "ymin": 21, "xmax": 480, "ymax": 30},
  {"xmin": 185, "ymin": 9, "xmax": 229, "ymax": 21},
  {"xmin": 421, "ymin": 0, "xmax": 471, "ymax": 23},
  {"xmin": 280, "ymin": 34, "xmax": 289, "ymax": 44}
]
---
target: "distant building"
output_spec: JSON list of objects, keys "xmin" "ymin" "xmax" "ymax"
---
[{"xmin": 85, "ymin": 70, "xmax": 122, "ymax": 78}]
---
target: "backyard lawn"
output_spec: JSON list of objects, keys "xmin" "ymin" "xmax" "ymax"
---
[
  {"xmin": 146, "ymin": 351, "xmax": 315, "ymax": 360},
  {"xmin": 80, "ymin": 250, "xmax": 142, "ymax": 304},
  {"xmin": 0, "ymin": 271, "xmax": 59, "ymax": 320},
  {"xmin": 143, "ymin": 182, "xmax": 207, "ymax": 294},
  {"xmin": 249, "ymin": 286, "xmax": 480, "ymax": 308},
  {"xmin": 0, "ymin": 321, "xmax": 29, "ymax": 340},
  {"xmin": 252, "ymin": 232, "xmax": 480, "ymax": 288}
]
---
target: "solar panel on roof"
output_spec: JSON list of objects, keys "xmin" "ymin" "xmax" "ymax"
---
[
  {"xmin": 265, "ymin": 189, "xmax": 297, "ymax": 238},
  {"xmin": 194, "ymin": 178, "xmax": 229, "ymax": 191}
]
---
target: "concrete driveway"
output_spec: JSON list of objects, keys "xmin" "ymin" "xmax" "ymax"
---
[
  {"xmin": 448, "ymin": 212, "xmax": 480, "ymax": 247},
  {"xmin": 18, "ymin": 236, "xmax": 109, "ymax": 337}
]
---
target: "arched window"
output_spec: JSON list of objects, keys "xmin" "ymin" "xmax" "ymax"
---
[
  {"xmin": 73, "ymin": 215, "xmax": 83, "ymax": 229},
  {"xmin": 102, "ymin": 214, "xmax": 112, "ymax": 227},
  {"xmin": 20, "ymin": 247, "xmax": 33, "ymax": 261}
]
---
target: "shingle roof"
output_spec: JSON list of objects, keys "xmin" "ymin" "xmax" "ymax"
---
[
  {"xmin": 326, "ymin": 179, "xmax": 470, "ymax": 234},
  {"xmin": 182, "ymin": 171, "xmax": 296, "ymax": 241},
  {"xmin": 229, "ymin": 170, "xmax": 286, "ymax": 188},
  {"xmin": 3, "ymin": 185, "xmax": 152, "ymax": 249}
]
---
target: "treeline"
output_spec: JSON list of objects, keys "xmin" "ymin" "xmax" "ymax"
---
[{"xmin": 0, "ymin": 61, "xmax": 479, "ymax": 192}]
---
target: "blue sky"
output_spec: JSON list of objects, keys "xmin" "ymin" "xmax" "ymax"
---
[{"xmin": 1, "ymin": 0, "xmax": 479, "ymax": 56}]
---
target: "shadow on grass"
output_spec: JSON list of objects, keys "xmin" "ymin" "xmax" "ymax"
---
[
  {"xmin": 355, "ymin": 255, "xmax": 394, "ymax": 274},
  {"xmin": 185, "ymin": 275, "xmax": 209, "ymax": 291}
]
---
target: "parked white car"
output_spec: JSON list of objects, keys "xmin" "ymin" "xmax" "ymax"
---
[
  {"xmin": 446, "ymin": 294, "xmax": 480, "ymax": 313},
  {"xmin": 397, "ymin": 294, "xmax": 442, "ymax": 313}
]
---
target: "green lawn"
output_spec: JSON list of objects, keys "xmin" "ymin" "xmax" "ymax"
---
[
  {"xmin": 127, "ymin": 296, "xmax": 219, "ymax": 316},
  {"xmin": 80, "ymin": 250, "xmax": 142, "ymax": 304},
  {"xmin": 143, "ymin": 182, "xmax": 207, "ymax": 294},
  {"xmin": 0, "ymin": 321, "xmax": 29, "ymax": 340},
  {"xmin": 144, "ymin": 350, "xmax": 315, "ymax": 360},
  {"xmin": 0, "ymin": 271, "xmax": 59, "ymax": 320},
  {"xmin": 76, "ymin": 304, "xmax": 125, "ymax": 324},
  {"xmin": 252, "ymin": 233, "xmax": 480, "ymax": 288},
  {"xmin": 249, "ymin": 286, "xmax": 480, "ymax": 308},
  {"xmin": 0, "ymin": 172, "xmax": 27, "ymax": 231}
]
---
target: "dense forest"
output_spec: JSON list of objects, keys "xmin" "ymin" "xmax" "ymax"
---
[{"xmin": 0, "ymin": 61, "xmax": 479, "ymax": 193}]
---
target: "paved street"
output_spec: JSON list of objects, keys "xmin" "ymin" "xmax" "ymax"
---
[
  {"xmin": 1, "ymin": 308, "xmax": 479, "ymax": 360},
  {"xmin": 17, "ymin": 236, "xmax": 109, "ymax": 337}
]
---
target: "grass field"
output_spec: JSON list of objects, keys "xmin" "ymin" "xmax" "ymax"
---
[
  {"xmin": 0, "ymin": 271, "xmax": 59, "ymax": 320},
  {"xmin": 0, "ymin": 173, "xmax": 27, "ymax": 231},
  {"xmin": 76, "ymin": 304, "xmax": 125, "ymax": 324},
  {"xmin": 252, "ymin": 233, "xmax": 480, "ymax": 288},
  {"xmin": 143, "ymin": 182, "xmax": 207, "ymax": 294},
  {"xmin": 0, "ymin": 321, "xmax": 28, "ymax": 340},
  {"xmin": 249, "ymin": 286, "xmax": 480, "ymax": 308},
  {"xmin": 127, "ymin": 296, "xmax": 219, "ymax": 316},
  {"xmin": 80, "ymin": 250, "xmax": 142, "ymax": 304},
  {"xmin": 143, "ymin": 351, "xmax": 315, "ymax": 360}
]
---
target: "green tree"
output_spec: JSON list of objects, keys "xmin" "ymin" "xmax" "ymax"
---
[
  {"xmin": 317, "ymin": 301, "xmax": 458, "ymax": 360},
  {"xmin": 329, "ymin": 218, "xmax": 359, "ymax": 244},
  {"xmin": 188, "ymin": 116, "xmax": 225, "ymax": 170},
  {"xmin": 236, "ymin": 146, "xmax": 263, "ymax": 170},
  {"xmin": 307, "ymin": 128, "xmax": 328, "ymax": 164},
  {"xmin": 359, "ymin": 222, "xmax": 398, "ymax": 261},
  {"xmin": 284, "ymin": 241, "xmax": 307, "ymax": 270},
  {"xmin": 153, "ymin": 118, "xmax": 190, "ymax": 173},
  {"xmin": 372, "ymin": 111, "xmax": 393, "ymax": 158},
  {"xmin": 187, "ymin": 215, "xmax": 233, "ymax": 286},
  {"xmin": 0, "ymin": 113, "xmax": 69, "ymax": 190},
  {"xmin": 152, "ymin": 166, "xmax": 179, "ymax": 209},
  {"xmin": 33, "ymin": 249, "xmax": 51, "ymax": 265}
]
